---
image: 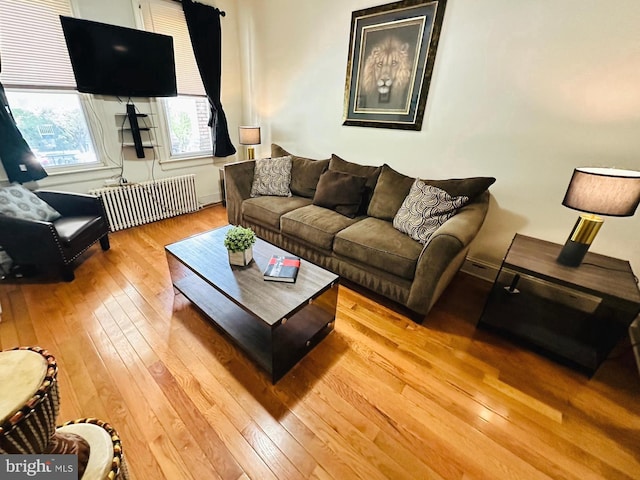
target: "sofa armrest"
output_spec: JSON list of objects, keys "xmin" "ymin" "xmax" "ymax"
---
[
  {"xmin": 407, "ymin": 191, "xmax": 490, "ymax": 315},
  {"xmin": 0, "ymin": 215, "xmax": 62, "ymax": 265},
  {"xmin": 224, "ymin": 160, "xmax": 255, "ymax": 225},
  {"xmin": 35, "ymin": 190, "xmax": 105, "ymax": 218}
]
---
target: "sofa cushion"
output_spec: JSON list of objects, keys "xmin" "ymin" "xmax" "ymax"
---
[
  {"xmin": 312, "ymin": 170, "xmax": 367, "ymax": 218},
  {"xmin": 393, "ymin": 179, "xmax": 469, "ymax": 244},
  {"xmin": 329, "ymin": 154, "xmax": 382, "ymax": 215},
  {"xmin": 423, "ymin": 176, "xmax": 496, "ymax": 199},
  {"xmin": 0, "ymin": 184, "xmax": 61, "ymax": 222},
  {"xmin": 272, "ymin": 144, "xmax": 329, "ymax": 198},
  {"xmin": 334, "ymin": 217, "xmax": 423, "ymax": 280},
  {"xmin": 250, "ymin": 155, "xmax": 293, "ymax": 197},
  {"xmin": 242, "ymin": 196, "xmax": 312, "ymax": 231},
  {"xmin": 367, "ymin": 164, "xmax": 415, "ymax": 221},
  {"xmin": 281, "ymin": 204, "xmax": 363, "ymax": 251}
]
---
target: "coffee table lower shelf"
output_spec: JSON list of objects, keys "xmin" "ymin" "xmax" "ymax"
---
[{"xmin": 173, "ymin": 271, "xmax": 338, "ymax": 383}]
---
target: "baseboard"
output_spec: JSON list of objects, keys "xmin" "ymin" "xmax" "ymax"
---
[
  {"xmin": 461, "ymin": 257, "xmax": 499, "ymax": 283},
  {"xmin": 199, "ymin": 193, "xmax": 222, "ymax": 206}
]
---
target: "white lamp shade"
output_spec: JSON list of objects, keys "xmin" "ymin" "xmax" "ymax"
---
[
  {"xmin": 562, "ymin": 167, "xmax": 640, "ymax": 217},
  {"xmin": 238, "ymin": 126, "xmax": 261, "ymax": 146}
]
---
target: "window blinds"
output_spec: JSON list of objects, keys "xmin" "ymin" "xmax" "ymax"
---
[
  {"xmin": 141, "ymin": 0, "xmax": 206, "ymax": 97},
  {"xmin": 0, "ymin": 0, "xmax": 77, "ymax": 89}
]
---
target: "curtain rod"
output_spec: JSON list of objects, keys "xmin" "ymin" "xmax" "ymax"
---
[{"xmin": 171, "ymin": 0, "xmax": 226, "ymax": 16}]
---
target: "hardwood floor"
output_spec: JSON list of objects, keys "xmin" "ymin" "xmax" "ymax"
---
[{"xmin": 1, "ymin": 205, "xmax": 639, "ymax": 479}]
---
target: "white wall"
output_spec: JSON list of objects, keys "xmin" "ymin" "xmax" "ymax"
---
[
  {"xmin": 238, "ymin": 0, "xmax": 640, "ymax": 274},
  {"xmin": 1, "ymin": 0, "xmax": 245, "ymax": 205}
]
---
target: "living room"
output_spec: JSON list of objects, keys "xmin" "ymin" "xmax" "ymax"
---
[{"xmin": 1, "ymin": 0, "xmax": 639, "ymax": 479}]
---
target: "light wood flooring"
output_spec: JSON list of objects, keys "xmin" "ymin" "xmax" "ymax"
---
[{"xmin": 1, "ymin": 205, "xmax": 639, "ymax": 479}]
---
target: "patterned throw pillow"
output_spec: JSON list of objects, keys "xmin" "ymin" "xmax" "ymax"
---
[
  {"xmin": 393, "ymin": 179, "xmax": 469, "ymax": 244},
  {"xmin": 0, "ymin": 184, "xmax": 61, "ymax": 222},
  {"xmin": 250, "ymin": 156, "xmax": 293, "ymax": 197}
]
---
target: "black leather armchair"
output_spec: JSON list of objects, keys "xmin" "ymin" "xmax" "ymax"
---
[{"xmin": 0, "ymin": 190, "xmax": 110, "ymax": 281}]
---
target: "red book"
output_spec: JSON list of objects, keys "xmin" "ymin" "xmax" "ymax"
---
[{"xmin": 263, "ymin": 255, "xmax": 300, "ymax": 283}]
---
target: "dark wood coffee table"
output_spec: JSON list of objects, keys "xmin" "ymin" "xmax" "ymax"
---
[{"xmin": 165, "ymin": 225, "xmax": 339, "ymax": 382}]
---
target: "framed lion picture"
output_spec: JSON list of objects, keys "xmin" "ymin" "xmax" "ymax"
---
[{"xmin": 343, "ymin": 0, "xmax": 447, "ymax": 130}]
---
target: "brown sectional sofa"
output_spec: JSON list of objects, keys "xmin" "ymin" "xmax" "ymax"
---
[{"xmin": 224, "ymin": 145, "xmax": 494, "ymax": 317}]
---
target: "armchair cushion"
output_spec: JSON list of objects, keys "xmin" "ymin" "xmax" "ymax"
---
[
  {"xmin": 0, "ymin": 184, "xmax": 61, "ymax": 222},
  {"xmin": 53, "ymin": 216, "xmax": 105, "ymax": 246}
]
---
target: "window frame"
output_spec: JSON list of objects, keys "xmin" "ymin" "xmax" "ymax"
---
[
  {"xmin": 0, "ymin": 0, "xmax": 108, "ymax": 174},
  {"xmin": 160, "ymin": 95, "xmax": 213, "ymax": 161},
  {"xmin": 4, "ymin": 88, "xmax": 108, "ymax": 176},
  {"xmin": 135, "ymin": 0, "xmax": 214, "ymax": 163}
]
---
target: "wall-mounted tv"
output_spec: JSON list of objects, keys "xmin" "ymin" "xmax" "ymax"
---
[{"xmin": 60, "ymin": 16, "xmax": 177, "ymax": 98}]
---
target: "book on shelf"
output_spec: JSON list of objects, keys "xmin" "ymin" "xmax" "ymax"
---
[{"xmin": 263, "ymin": 255, "xmax": 300, "ymax": 283}]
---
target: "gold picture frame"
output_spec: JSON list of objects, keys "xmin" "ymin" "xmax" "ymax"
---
[{"xmin": 343, "ymin": 0, "xmax": 447, "ymax": 130}]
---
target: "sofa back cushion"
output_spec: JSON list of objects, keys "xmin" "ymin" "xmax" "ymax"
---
[
  {"xmin": 368, "ymin": 165, "xmax": 496, "ymax": 221},
  {"xmin": 423, "ymin": 176, "xmax": 496, "ymax": 198},
  {"xmin": 312, "ymin": 170, "xmax": 367, "ymax": 218},
  {"xmin": 329, "ymin": 154, "xmax": 381, "ymax": 215},
  {"xmin": 367, "ymin": 164, "xmax": 415, "ymax": 221},
  {"xmin": 271, "ymin": 144, "xmax": 329, "ymax": 198}
]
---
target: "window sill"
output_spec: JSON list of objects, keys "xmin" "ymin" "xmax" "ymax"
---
[{"xmin": 44, "ymin": 164, "xmax": 119, "ymax": 177}]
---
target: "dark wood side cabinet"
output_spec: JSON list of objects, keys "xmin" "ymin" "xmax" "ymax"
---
[{"xmin": 478, "ymin": 234, "xmax": 640, "ymax": 375}]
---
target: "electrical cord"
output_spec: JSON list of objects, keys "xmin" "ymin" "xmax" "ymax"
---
[{"xmin": 85, "ymin": 94, "xmax": 121, "ymax": 168}]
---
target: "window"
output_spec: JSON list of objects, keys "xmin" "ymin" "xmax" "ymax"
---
[
  {"xmin": 5, "ymin": 90, "xmax": 97, "ymax": 168},
  {"xmin": 164, "ymin": 96, "xmax": 212, "ymax": 156},
  {"xmin": 0, "ymin": 0, "xmax": 100, "ymax": 170},
  {"xmin": 141, "ymin": 0, "xmax": 212, "ymax": 158}
]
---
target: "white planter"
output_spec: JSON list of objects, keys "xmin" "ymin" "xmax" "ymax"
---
[{"xmin": 228, "ymin": 247, "xmax": 253, "ymax": 266}]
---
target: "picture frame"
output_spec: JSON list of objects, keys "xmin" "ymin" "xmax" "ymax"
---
[{"xmin": 342, "ymin": 0, "xmax": 447, "ymax": 130}]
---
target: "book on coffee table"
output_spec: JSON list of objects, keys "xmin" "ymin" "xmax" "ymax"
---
[{"xmin": 263, "ymin": 255, "xmax": 300, "ymax": 283}]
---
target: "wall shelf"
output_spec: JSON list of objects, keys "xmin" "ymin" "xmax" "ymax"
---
[{"xmin": 116, "ymin": 104, "xmax": 157, "ymax": 158}]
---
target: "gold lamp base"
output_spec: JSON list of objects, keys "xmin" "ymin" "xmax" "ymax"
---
[
  {"xmin": 557, "ymin": 214, "xmax": 604, "ymax": 267},
  {"xmin": 246, "ymin": 146, "xmax": 255, "ymax": 160}
]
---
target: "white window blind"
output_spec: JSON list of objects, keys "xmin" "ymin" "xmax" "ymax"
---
[
  {"xmin": 0, "ymin": 0, "xmax": 76, "ymax": 89},
  {"xmin": 141, "ymin": 0, "xmax": 206, "ymax": 96}
]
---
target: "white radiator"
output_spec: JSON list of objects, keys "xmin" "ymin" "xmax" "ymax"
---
[{"xmin": 89, "ymin": 174, "xmax": 199, "ymax": 231}]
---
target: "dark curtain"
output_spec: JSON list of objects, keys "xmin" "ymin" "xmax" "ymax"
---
[
  {"xmin": 182, "ymin": 0, "xmax": 236, "ymax": 157},
  {"xmin": 0, "ymin": 82, "xmax": 48, "ymax": 183}
]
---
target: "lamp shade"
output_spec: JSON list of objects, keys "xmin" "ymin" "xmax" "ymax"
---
[
  {"xmin": 562, "ymin": 167, "xmax": 640, "ymax": 217},
  {"xmin": 238, "ymin": 126, "xmax": 261, "ymax": 146}
]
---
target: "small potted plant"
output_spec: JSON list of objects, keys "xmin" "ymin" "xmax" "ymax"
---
[{"xmin": 224, "ymin": 225, "xmax": 256, "ymax": 266}]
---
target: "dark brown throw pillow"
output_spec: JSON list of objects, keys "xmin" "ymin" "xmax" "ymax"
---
[
  {"xmin": 271, "ymin": 144, "xmax": 329, "ymax": 198},
  {"xmin": 312, "ymin": 170, "xmax": 367, "ymax": 218},
  {"xmin": 329, "ymin": 154, "xmax": 382, "ymax": 215},
  {"xmin": 422, "ymin": 176, "xmax": 496, "ymax": 198}
]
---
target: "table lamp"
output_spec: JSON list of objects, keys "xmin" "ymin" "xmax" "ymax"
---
[
  {"xmin": 557, "ymin": 167, "xmax": 640, "ymax": 267},
  {"xmin": 238, "ymin": 126, "xmax": 261, "ymax": 160}
]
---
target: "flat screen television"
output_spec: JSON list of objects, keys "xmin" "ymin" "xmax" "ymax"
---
[{"xmin": 60, "ymin": 16, "xmax": 177, "ymax": 98}]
